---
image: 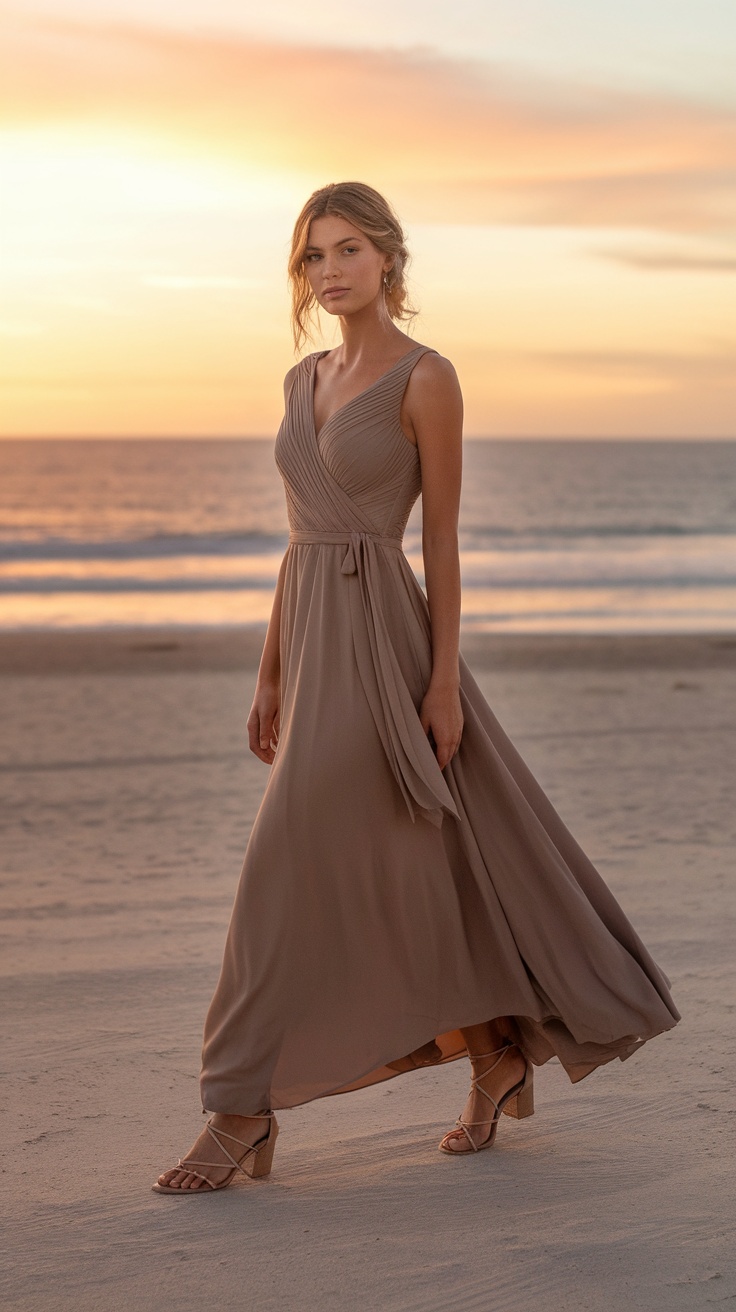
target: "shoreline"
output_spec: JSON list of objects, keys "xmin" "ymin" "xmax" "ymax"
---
[{"xmin": 0, "ymin": 625, "xmax": 734, "ymax": 676}]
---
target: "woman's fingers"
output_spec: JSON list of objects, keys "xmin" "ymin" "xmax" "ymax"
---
[
  {"xmin": 247, "ymin": 705, "xmax": 278, "ymax": 764},
  {"xmin": 419, "ymin": 688, "xmax": 463, "ymax": 768},
  {"xmin": 430, "ymin": 718, "xmax": 459, "ymax": 766},
  {"xmin": 429, "ymin": 726, "xmax": 463, "ymax": 769}
]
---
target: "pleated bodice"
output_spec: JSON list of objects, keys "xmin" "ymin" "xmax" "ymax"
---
[{"xmin": 274, "ymin": 345, "xmax": 427, "ymax": 543}]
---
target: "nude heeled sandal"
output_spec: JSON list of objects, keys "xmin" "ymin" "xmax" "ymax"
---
[
  {"xmin": 152, "ymin": 1112, "xmax": 278, "ymax": 1193},
  {"xmin": 438, "ymin": 1042, "xmax": 534, "ymax": 1155}
]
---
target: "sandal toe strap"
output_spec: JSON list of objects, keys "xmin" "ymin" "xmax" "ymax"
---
[
  {"xmin": 443, "ymin": 1120, "xmax": 484, "ymax": 1152},
  {"xmin": 174, "ymin": 1159, "xmax": 224, "ymax": 1188}
]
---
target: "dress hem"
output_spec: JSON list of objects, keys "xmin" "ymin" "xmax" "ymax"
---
[{"xmin": 200, "ymin": 1004, "xmax": 679, "ymax": 1117}]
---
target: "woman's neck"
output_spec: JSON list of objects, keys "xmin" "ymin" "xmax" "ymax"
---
[{"xmin": 332, "ymin": 304, "xmax": 410, "ymax": 366}]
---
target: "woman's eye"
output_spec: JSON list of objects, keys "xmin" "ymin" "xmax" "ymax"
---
[{"xmin": 343, "ymin": 247, "xmax": 358, "ymax": 254}]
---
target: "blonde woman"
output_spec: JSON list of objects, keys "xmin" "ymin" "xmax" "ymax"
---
[{"xmin": 154, "ymin": 182, "xmax": 679, "ymax": 1193}]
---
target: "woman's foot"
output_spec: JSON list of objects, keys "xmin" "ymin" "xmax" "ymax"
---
[
  {"xmin": 441, "ymin": 1043, "xmax": 528, "ymax": 1153},
  {"xmin": 156, "ymin": 1113, "xmax": 272, "ymax": 1191}
]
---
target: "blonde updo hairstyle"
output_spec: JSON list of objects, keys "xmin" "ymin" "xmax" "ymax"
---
[{"xmin": 288, "ymin": 181, "xmax": 417, "ymax": 353}]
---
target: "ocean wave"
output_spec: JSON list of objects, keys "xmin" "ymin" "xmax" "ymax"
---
[{"xmin": 0, "ymin": 532, "xmax": 289, "ymax": 560}]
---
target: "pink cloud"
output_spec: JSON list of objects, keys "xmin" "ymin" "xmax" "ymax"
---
[{"xmin": 2, "ymin": 14, "xmax": 735, "ymax": 232}]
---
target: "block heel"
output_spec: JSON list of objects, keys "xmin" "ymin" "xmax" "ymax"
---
[
  {"xmin": 243, "ymin": 1117, "xmax": 279, "ymax": 1177},
  {"xmin": 502, "ymin": 1062, "xmax": 535, "ymax": 1119}
]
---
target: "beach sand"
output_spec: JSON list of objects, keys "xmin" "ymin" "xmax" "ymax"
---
[{"xmin": 1, "ymin": 629, "xmax": 734, "ymax": 1312}]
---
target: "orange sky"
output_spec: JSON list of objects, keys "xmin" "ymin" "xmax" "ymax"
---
[{"xmin": 1, "ymin": 4, "xmax": 735, "ymax": 437}]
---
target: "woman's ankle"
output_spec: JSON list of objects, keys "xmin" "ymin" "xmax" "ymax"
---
[{"xmin": 210, "ymin": 1110, "xmax": 270, "ymax": 1128}]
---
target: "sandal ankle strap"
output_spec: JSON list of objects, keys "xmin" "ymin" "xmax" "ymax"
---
[
  {"xmin": 204, "ymin": 1119, "xmax": 273, "ymax": 1175},
  {"xmin": 466, "ymin": 1042, "xmax": 517, "ymax": 1060},
  {"xmin": 467, "ymin": 1044, "xmax": 522, "ymax": 1114}
]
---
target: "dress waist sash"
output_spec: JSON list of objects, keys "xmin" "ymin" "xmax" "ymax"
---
[{"xmin": 288, "ymin": 529, "xmax": 404, "ymax": 576}]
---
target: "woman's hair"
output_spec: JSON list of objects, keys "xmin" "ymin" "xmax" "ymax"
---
[{"xmin": 287, "ymin": 181, "xmax": 417, "ymax": 353}]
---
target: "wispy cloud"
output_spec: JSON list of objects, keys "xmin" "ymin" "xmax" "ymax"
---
[
  {"xmin": 595, "ymin": 249, "xmax": 736, "ymax": 273},
  {"xmin": 2, "ymin": 14, "xmax": 735, "ymax": 233},
  {"xmin": 142, "ymin": 275, "xmax": 262, "ymax": 290},
  {"xmin": 522, "ymin": 348, "xmax": 736, "ymax": 387}
]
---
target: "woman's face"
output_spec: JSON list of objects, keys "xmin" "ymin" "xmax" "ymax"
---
[{"xmin": 303, "ymin": 214, "xmax": 392, "ymax": 317}]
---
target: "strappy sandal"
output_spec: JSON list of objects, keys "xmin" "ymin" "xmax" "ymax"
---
[
  {"xmin": 438, "ymin": 1042, "xmax": 534, "ymax": 1155},
  {"xmin": 152, "ymin": 1113, "xmax": 278, "ymax": 1193}
]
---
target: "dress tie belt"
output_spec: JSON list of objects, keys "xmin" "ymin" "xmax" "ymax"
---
[
  {"xmin": 286, "ymin": 528, "xmax": 459, "ymax": 830},
  {"xmin": 288, "ymin": 529, "xmax": 404, "ymax": 576}
]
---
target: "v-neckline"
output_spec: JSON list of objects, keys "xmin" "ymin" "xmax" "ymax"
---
[{"xmin": 309, "ymin": 344, "xmax": 426, "ymax": 442}]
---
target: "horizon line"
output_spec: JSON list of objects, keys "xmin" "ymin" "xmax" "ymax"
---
[{"xmin": 1, "ymin": 433, "xmax": 735, "ymax": 443}]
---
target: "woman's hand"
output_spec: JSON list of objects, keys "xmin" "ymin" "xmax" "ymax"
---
[
  {"xmin": 247, "ymin": 680, "xmax": 281, "ymax": 764},
  {"xmin": 419, "ymin": 681, "xmax": 463, "ymax": 769}
]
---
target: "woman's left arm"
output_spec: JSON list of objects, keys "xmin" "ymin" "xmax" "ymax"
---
[{"xmin": 406, "ymin": 352, "xmax": 465, "ymax": 769}]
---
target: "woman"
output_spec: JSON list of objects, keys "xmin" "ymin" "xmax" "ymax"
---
[{"xmin": 154, "ymin": 182, "xmax": 679, "ymax": 1193}]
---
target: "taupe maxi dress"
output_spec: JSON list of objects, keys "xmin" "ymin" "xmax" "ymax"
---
[{"xmin": 200, "ymin": 343, "xmax": 680, "ymax": 1116}]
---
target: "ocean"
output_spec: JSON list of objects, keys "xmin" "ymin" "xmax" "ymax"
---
[{"xmin": 0, "ymin": 438, "xmax": 734, "ymax": 633}]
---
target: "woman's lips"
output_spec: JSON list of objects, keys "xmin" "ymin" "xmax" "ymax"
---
[{"xmin": 323, "ymin": 288, "xmax": 349, "ymax": 299}]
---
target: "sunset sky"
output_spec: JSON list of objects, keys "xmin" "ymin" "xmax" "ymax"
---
[{"xmin": 1, "ymin": 0, "xmax": 734, "ymax": 437}]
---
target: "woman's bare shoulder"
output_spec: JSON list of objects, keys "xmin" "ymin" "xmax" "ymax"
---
[{"xmin": 408, "ymin": 347, "xmax": 461, "ymax": 395}]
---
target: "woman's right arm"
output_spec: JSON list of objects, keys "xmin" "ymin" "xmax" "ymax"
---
[
  {"xmin": 247, "ymin": 551, "xmax": 287, "ymax": 764},
  {"xmin": 246, "ymin": 364, "xmax": 299, "ymax": 765}
]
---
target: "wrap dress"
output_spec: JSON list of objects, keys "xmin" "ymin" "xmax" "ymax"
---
[{"xmin": 199, "ymin": 343, "xmax": 680, "ymax": 1116}]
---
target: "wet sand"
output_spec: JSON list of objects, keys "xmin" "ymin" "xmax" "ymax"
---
[{"xmin": 1, "ymin": 628, "xmax": 734, "ymax": 1311}]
